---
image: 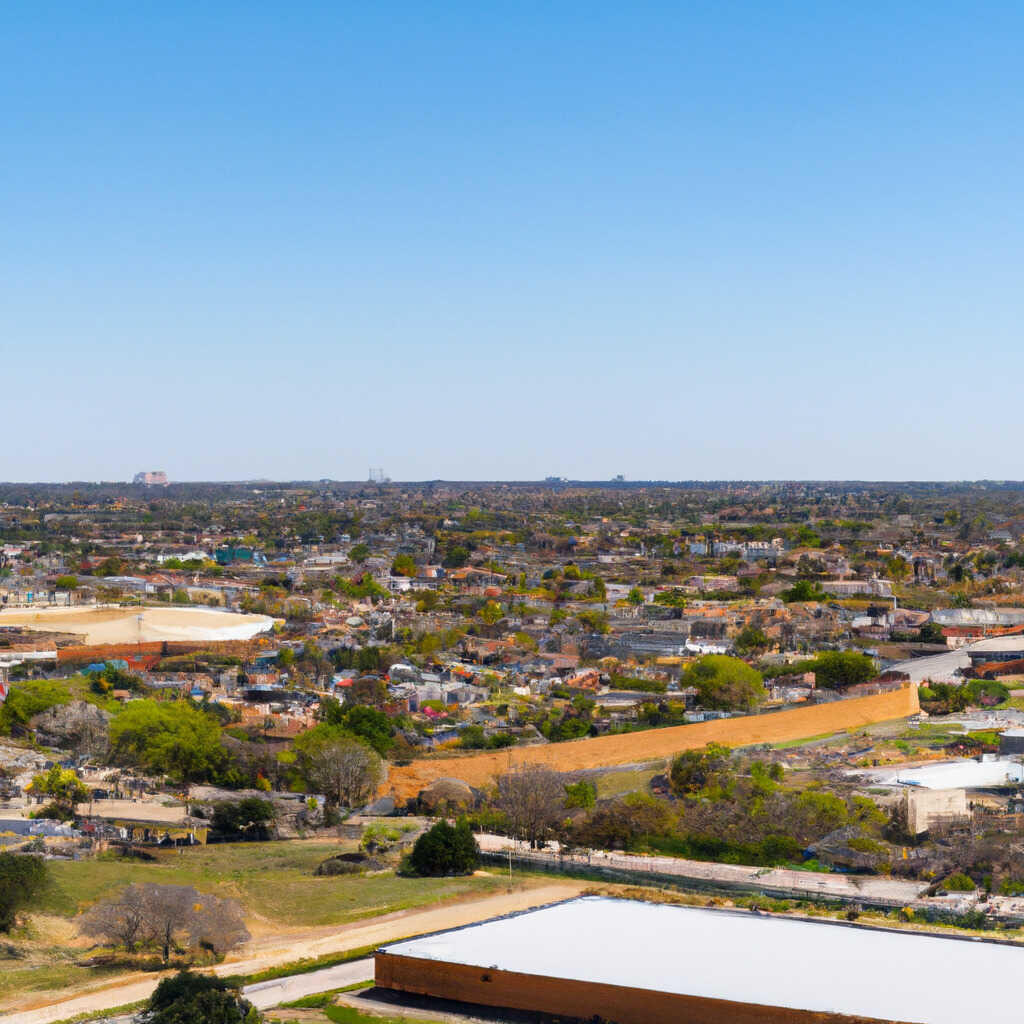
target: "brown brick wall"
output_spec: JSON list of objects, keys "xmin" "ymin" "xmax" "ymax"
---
[
  {"xmin": 386, "ymin": 685, "xmax": 920, "ymax": 799},
  {"xmin": 375, "ymin": 953, "xmax": 888, "ymax": 1024}
]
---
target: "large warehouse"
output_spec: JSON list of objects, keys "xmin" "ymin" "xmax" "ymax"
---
[{"xmin": 376, "ymin": 896, "xmax": 1022, "ymax": 1024}]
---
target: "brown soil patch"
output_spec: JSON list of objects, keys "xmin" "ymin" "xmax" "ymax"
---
[{"xmin": 386, "ymin": 686, "xmax": 919, "ymax": 799}]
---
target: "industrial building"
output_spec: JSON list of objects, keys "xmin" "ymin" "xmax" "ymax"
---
[{"xmin": 375, "ymin": 896, "xmax": 1024, "ymax": 1024}]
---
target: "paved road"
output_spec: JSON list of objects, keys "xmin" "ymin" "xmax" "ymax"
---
[
  {"xmin": 244, "ymin": 958, "xmax": 373, "ymax": 1010},
  {"xmin": 477, "ymin": 833, "xmax": 928, "ymax": 906}
]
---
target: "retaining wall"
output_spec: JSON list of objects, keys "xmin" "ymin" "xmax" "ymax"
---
[{"xmin": 387, "ymin": 685, "xmax": 919, "ymax": 798}]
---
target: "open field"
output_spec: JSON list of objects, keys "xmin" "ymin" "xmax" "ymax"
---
[
  {"xmin": 36, "ymin": 842, "xmax": 506, "ymax": 926},
  {"xmin": 1, "ymin": 841, "xmax": 531, "ymax": 1014},
  {"xmin": 1, "ymin": 876, "xmax": 584, "ymax": 1024},
  {"xmin": 386, "ymin": 686, "xmax": 920, "ymax": 799},
  {"xmin": 0, "ymin": 605, "xmax": 275, "ymax": 645}
]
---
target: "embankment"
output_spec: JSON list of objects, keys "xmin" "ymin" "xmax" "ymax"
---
[{"xmin": 387, "ymin": 685, "xmax": 919, "ymax": 799}]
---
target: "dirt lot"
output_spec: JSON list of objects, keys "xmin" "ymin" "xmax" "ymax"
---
[
  {"xmin": 0, "ymin": 605, "xmax": 274, "ymax": 644},
  {"xmin": 387, "ymin": 686, "xmax": 920, "ymax": 799}
]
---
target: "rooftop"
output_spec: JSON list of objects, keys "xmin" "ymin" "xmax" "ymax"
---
[{"xmin": 380, "ymin": 896, "xmax": 1024, "ymax": 1024}]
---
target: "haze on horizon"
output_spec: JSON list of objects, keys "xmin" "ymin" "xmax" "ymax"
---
[{"xmin": 3, "ymin": 4, "xmax": 1022, "ymax": 483}]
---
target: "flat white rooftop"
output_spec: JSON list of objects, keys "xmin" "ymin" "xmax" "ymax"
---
[
  {"xmin": 878, "ymin": 758, "xmax": 1024, "ymax": 789},
  {"xmin": 381, "ymin": 896, "xmax": 1024, "ymax": 1024}
]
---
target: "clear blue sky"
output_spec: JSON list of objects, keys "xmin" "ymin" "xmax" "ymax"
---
[{"xmin": 3, "ymin": 3, "xmax": 1023, "ymax": 482}]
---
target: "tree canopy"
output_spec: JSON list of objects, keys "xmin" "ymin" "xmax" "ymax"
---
[
  {"xmin": 683, "ymin": 655, "xmax": 766, "ymax": 711},
  {"xmin": 109, "ymin": 700, "xmax": 226, "ymax": 784},
  {"xmin": 408, "ymin": 819, "xmax": 479, "ymax": 876},
  {"xmin": 0, "ymin": 853, "xmax": 47, "ymax": 932}
]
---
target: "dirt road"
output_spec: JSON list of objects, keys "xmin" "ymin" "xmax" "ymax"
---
[{"xmin": 0, "ymin": 882, "xmax": 583, "ymax": 1024}]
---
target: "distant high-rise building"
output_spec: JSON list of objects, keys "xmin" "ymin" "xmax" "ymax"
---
[{"xmin": 133, "ymin": 471, "xmax": 169, "ymax": 486}]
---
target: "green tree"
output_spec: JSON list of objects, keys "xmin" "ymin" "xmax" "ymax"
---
[
  {"xmin": 627, "ymin": 586, "xmax": 644, "ymax": 606},
  {"xmin": 54, "ymin": 574, "xmax": 78, "ymax": 590},
  {"xmin": 28, "ymin": 765, "xmax": 90, "ymax": 819},
  {"xmin": 407, "ymin": 819, "xmax": 479, "ymax": 876},
  {"xmin": 811, "ymin": 650, "xmax": 876, "ymax": 689},
  {"xmin": 683, "ymin": 655, "xmax": 766, "ymax": 711},
  {"xmin": 391, "ymin": 554, "xmax": 417, "ymax": 577},
  {"xmin": 0, "ymin": 679, "xmax": 72, "ymax": 736},
  {"xmin": 443, "ymin": 545, "xmax": 469, "ymax": 568},
  {"xmin": 143, "ymin": 970, "xmax": 258, "ymax": 1024},
  {"xmin": 348, "ymin": 543, "xmax": 370, "ymax": 564},
  {"xmin": 733, "ymin": 626, "xmax": 769, "ymax": 656},
  {"xmin": 210, "ymin": 798, "xmax": 276, "ymax": 841},
  {"xmin": 0, "ymin": 853, "xmax": 47, "ymax": 932},
  {"xmin": 564, "ymin": 779, "xmax": 597, "ymax": 809},
  {"xmin": 109, "ymin": 701, "xmax": 226, "ymax": 784},
  {"xmin": 479, "ymin": 600, "xmax": 503, "ymax": 626},
  {"xmin": 669, "ymin": 743, "xmax": 734, "ymax": 797},
  {"xmin": 782, "ymin": 579, "xmax": 827, "ymax": 603}
]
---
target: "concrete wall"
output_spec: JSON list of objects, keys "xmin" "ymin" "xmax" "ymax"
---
[
  {"xmin": 903, "ymin": 787, "xmax": 969, "ymax": 835},
  {"xmin": 387, "ymin": 685, "xmax": 920, "ymax": 798},
  {"xmin": 375, "ymin": 953, "xmax": 889, "ymax": 1024}
]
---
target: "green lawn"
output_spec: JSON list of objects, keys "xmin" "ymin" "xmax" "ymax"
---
[
  {"xmin": 41, "ymin": 842, "xmax": 507, "ymax": 927},
  {"xmin": 594, "ymin": 765, "xmax": 661, "ymax": 799}
]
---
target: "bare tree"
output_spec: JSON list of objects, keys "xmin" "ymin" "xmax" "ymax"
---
[
  {"xmin": 300, "ymin": 735, "xmax": 384, "ymax": 809},
  {"xmin": 78, "ymin": 883, "xmax": 249, "ymax": 963},
  {"xmin": 79, "ymin": 883, "xmax": 148, "ymax": 952},
  {"xmin": 495, "ymin": 765, "xmax": 566, "ymax": 848},
  {"xmin": 188, "ymin": 892, "xmax": 250, "ymax": 956}
]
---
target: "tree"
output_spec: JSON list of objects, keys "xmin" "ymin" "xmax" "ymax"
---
[
  {"xmin": 141, "ymin": 884, "xmax": 203, "ymax": 963},
  {"xmin": 811, "ymin": 651, "xmax": 876, "ymax": 689},
  {"xmin": 81, "ymin": 884, "xmax": 248, "ymax": 963},
  {"xmin": 443, "ymin": 545, "xmax": 469, "ymax": 568},
  {"xmin": 683, "ymin": 655, "xmax": 766, "ymax": 712},
  {"xmin": 495, "ymin": 765, "xmax": 565, "ymax": 848},
  {"xmin": 669, "ymin": 743, "xmax": 734, "ymax": 797},
  {"xmin": 0, "ymin": 853, "xmax": 47, "ymax": 932},
  {"xmin": 348, "ymin": 543, "xmax": 370, "ymax": 564},
  {"xmin": 391, "ymin": 554, "xmax": 417, "ymax": 577},
  {"xmin": 54, "ymin": 574, "xmax": 78, "ymax": 590},
  {"xmin": 317, "ymin": 700, "xmax": 394, "ymax": 756},
  {"xmin": 733, "ymin": 625, "xmax": 769, "ymax": 656},
  {"xmin": 885, "ymin": 556, "xmax": 910, "ymax": 583},
  {"xmin": 627, "ymin": 586, "xmax": 644, "ymax": 606},
  {"xmin": 142, "ymin": 970, "xmax": 258, "ymax": 1024},
  {"xmin": 408, "ymin": 819, "xmax": 479, "ymax": 876},
  {"xmin": 293, "ymin": 729, "xmax": 383, "ymax": 809},
  {"xmin": 349, "ymin": 674, "xmax": 387, "ymax": 706},
  {"xmin": 28, "ymin": 765, "xmax": 90, "ymax": 819},
  {"xmin": 210, "ymin": 798, "xmax": 276, "ymax": 842},
  {"xmin": 564, "ymin": 779, "xmax": 597, "ymax": 810},
  {"xmin": 479, "ymin": 600, "xmax": 503, "ymax": 626},
  {"xmin": 0, "ymin": 679, "xmax": 72, "ymax": 736},
  {"xmin": 79, "ymin": 883, "xmax": 148, "ymax": 953},
  {"xmin": 782, "ymin": 579, "xmax": 827, "ymax": 603},
  {"xmin": 108, "ymin": 701, "xmax": 226, "ymax": 785}
]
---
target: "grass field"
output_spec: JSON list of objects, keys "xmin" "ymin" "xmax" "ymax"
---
[
  {"xmin": 39, "ymin": 842, "xmax": 506, "ymax": 926},
  {"xmin": 3, "ymin": 842, "xmax": 509, "ymax": 1006},
  {"xmin": 594, "ymin": 765, "xmax": 661, "ymax": 799}
]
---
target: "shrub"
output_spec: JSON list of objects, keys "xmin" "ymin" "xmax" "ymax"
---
[
  {"xmin": 0, "ymin": 853, "xmax": 47, "ymax": 931},
  {"xmin": 406, "ymin": 820, "xmax": 479, "ymax": 877},
  {"xmin": 942, "ymin": 872, "xmax": 976, "ymax": 893}
]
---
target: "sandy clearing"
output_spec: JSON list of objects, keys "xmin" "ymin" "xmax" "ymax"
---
[
  {"xmin": 0, "ymin": 882, "xmax": 584, "ymax": 1023},
  {"xmin": 0, "ymin": 605, "xmax": 275, "ymax": 645}
]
